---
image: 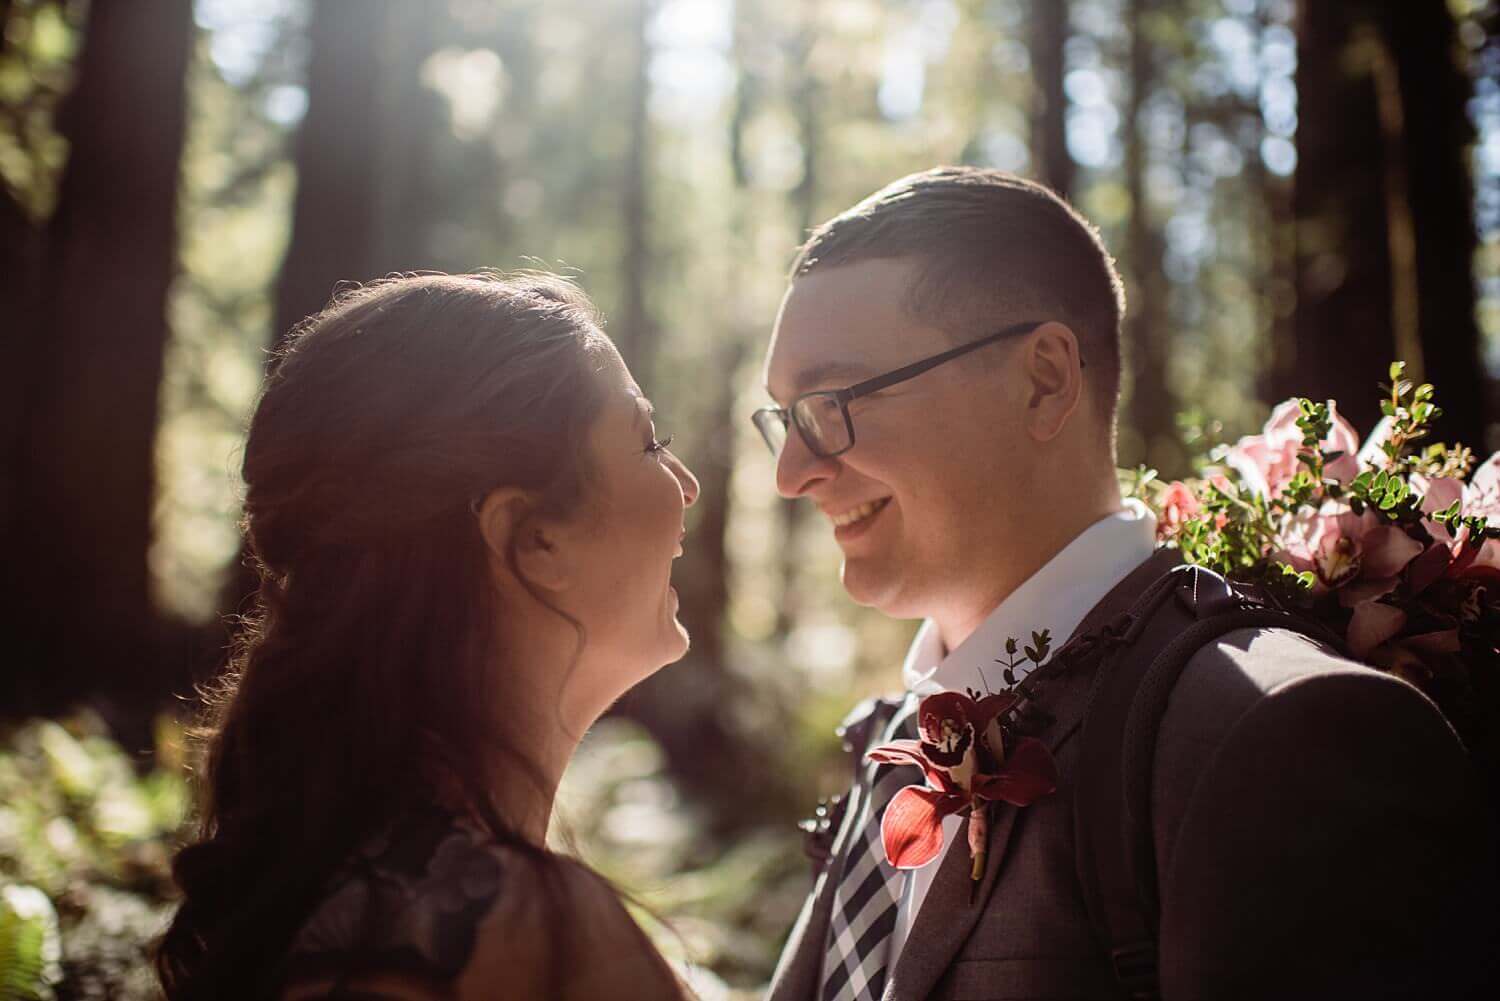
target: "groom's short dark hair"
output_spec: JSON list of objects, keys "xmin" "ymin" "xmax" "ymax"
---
[{"xmin": 791, "ymin": 167, "xmax": 1125, "ymax": 422}]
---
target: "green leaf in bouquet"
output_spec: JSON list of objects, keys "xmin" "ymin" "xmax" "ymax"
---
[
  {"xmin": 1434, "ymin": 500, "xmax": 1462, "ymax": 531},
  {"xmin": 1389, "ymin": 361, "xmax": 1406, "ymax": 382},
  {"xmin": 0, "ymin": 883, "xmax": 62, "ymax": 1000}
]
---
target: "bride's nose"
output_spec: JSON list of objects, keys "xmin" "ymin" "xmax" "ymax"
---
[{"xmin": 671, "ymin": 453, "xmax": 700, "ymax": 507}]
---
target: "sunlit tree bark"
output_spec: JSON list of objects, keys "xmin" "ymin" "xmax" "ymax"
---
[
  {"xmin": 270, "ymin": 0, "xmax": 396, "ymax": 350},
  {"xmin": 614, "ymin": 0, "xmax": 655, "ymax": 374},
  {"xmin": 776, "ymin": 7, "xmax": 823, "ymax": 638},
  {"xmin": 221, "ymin": 0, "xmax": 397, "ymax": 615}
]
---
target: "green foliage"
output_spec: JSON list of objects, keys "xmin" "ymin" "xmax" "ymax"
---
[
  {"xmin": 991, "ymin": 629, "xmax": 1052, "ymax": 688},
  {"xmin": 0, "ymin": 884, "xmax": 62, "ymax": 1001},
  {"xmin": 0, "ymin": 715, "xmax": 190, "ymax": 1000},
  {"xmin": 0, "ymin": 0, "xmax": 86, "ymax": 219}
]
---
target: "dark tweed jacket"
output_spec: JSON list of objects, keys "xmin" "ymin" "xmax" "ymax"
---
[{"xmin": 768, "ymin": 550, "xmax": 1498, "ymax": 1001}]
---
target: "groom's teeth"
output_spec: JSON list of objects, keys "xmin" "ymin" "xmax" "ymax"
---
[{"xmin": 832, "ymin": 499, "xmax": 886, "ymax": 527}]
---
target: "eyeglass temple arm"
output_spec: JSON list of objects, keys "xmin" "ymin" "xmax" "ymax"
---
[{"xmin": 841, "ymin": 321, "xmax": 1045, "ymax": 401}]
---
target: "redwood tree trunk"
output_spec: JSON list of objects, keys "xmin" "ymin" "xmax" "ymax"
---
[
  {"xmin": 615, "ymin": 0, "xmax": 655, "ymax": 376},
  {"xmin": 1283, "ymin": 2, "xmax": 1483, "ymax": 443},
  {"xmin": 1281, "ymin": 1, "xmax": 1396, "ymax": 433},
  {"xmin": 1121, "ymin": 0, "xmax": 1177, "ymax": 471},
  {"xmin": 1380, "ymin": 1, "xmax": 1484, "ymax": 449},
  {"xmin": 271, "ymin": 0, "xmax": 396, "ymax": 349},
  {"xmin": 3, "ymin": 0, "xmax": 193, "ymax": 713},
  {"xmin": 1029, "ymin": 0, "xmax": 1073, "ymax": 198},
  {"xmin": 223, "ymin": 0, "xmax": 397, "ymax": 613}
]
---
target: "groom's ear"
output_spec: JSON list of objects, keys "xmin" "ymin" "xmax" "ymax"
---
[
  {"xmin": 1022, "ymin": 321, "xmax": 1085, "ymax": 442},
  {"xmin": 474, "ymin": 488, "xmax": 575, "ymax": 592}
]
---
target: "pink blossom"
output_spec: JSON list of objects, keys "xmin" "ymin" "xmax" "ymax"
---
[
  {"xmin": 1275, "ymin": 503, "xmax": 1420, "ymax": 593},
  {"xmin": 1157, "ymin": 481, "xmax": 1201, "ymax": 541},
  {"xmin": 1348, "ymin": 601, "xmax": 1407, "ymax": 659},
  {"xmin": 1226, "ymin": 399, "xmax": 1361, "ymax": 498},
  {"xmin": 1409, "ymin": 452, "xmax": 1500, "ymax": 573}
]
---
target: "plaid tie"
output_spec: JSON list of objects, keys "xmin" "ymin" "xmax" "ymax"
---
[{"xmin": 820, "ymin": 701, "xmax": 920, "ymax": 1001}]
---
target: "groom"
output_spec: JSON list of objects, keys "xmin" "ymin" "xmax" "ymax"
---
[{"xmin": 756, "ymin": 167, "xmax": 1496, "ymax": 1000}]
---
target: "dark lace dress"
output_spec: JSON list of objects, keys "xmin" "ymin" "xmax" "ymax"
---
[{"xmin": 280, "ymin": 805, "xmax": 510, "ymax": 998}]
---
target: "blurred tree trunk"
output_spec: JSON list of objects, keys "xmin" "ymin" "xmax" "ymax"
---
[
  {"xmin": 222, "ymin": 0, "xmax": 397, "ymax": 614},
  {"xmin": 1121, "ymin": 0, "xmax": 1177, "ymax": 473},
  {"xmin": 777, "ymin": 8, "xmax": 823, "ymax": 636},
  {"xmin": 2, "ymin": 0, "xmax": 193, "ymax": 714},
  {"xmin": 1379, "ymin": 1, "xmax": 1483, "ymax": 449},
  {"xmin": 1279, "ymin": 2, "xmax": 1396, "ymax": 434},
  {"xmin": 1254, "ymin": 4, "xmax": 1296, "ymax": 411},
  {"xmin": 270, "ymin": 0, "xmax": 395, "ymax": 352},
  {"xmin": 1283, "ymin": 2, "xmax": 1483, "ymax": 443},
  {"xmin": 374, "ymin": 2, "xmax": 444, "ymax": 273},
  {"xmin": 1029, "ymin": 0, "xmax": 1073, "ymax": 198},
  {"xmin": 0, "ymin": 185, "xmax": 39, "ymax": 634},
  {"xmin": 615, "ymin": 0, "xmax": 794, "ymax": 827},
  {"xmin": 614, "ymin": 0, "xmax": 655, "ymax": 374}
]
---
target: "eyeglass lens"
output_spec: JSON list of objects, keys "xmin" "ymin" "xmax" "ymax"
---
[
  {"xmin": 793, "ymin": 395, "xmax": 850, "ymax": 457},
  {"xmin": 753, "ymin": 409, "xmax": 789, "ymax": 456}
]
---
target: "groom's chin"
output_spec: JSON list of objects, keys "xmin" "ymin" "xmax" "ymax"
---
[{"xmin": 839, "ymin": 557, "xmax": 901, "ymax": 612}]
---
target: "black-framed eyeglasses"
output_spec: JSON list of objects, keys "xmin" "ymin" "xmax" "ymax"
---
[{"xmin": 753, "ymin": 320, "xmax": 1058, "ymax": 459}]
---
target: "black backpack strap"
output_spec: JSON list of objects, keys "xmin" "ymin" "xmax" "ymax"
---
[{"xmin": 1074, "ymin": 564, "xmax": 1344, "ymax": 1000}]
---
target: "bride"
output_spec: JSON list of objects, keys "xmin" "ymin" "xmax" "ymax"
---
[{"xmin": 155, "ymin": 272, "xmax": 700, "ymax": 1000}]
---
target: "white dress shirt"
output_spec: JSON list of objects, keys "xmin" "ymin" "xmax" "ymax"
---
[{"xmin": 887, "ymin": 499, "xmax": 1158, "ymax": 962}]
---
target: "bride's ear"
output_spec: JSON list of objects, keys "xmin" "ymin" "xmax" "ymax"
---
[{"xmin": 474, "ymin": 488, "xmax": 573, "ymax": 592}]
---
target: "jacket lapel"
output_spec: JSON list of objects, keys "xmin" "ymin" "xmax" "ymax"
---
[
  {"xmin": 883, "ymin": 547, "xmax": 1180, "ymax": 1000},
  {"xmin": 883, "ymin": 796, "xmax": 1023, "ymax": 1000}
]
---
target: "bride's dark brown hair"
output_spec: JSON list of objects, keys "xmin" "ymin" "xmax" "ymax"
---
[{"xmin": 155, "ymin": 272, "xmax": 614, "ymax": 998}]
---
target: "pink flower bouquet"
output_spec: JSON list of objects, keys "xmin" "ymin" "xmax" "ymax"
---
[{"xmin": 1140, "ymin": 365, "xmax": 1499, "ymax": 731}]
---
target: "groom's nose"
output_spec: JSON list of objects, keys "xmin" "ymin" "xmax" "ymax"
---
[{"xmin": 775, "ymin": 428, "xmax": 838, "ymax": 499}]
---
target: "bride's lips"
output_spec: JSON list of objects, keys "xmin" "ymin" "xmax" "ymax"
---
[{"xmin": 668, "ymin": 530, "xmax": 685, "ymax": 604}]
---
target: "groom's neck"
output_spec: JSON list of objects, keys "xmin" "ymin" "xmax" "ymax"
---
[{"xmin": 930, "ymin": 482, "xmax": 1124, "ymax": 652}]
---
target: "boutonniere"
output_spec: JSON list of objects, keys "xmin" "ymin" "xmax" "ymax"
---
[{"xmin": 866, "ymin": 682, "xmax": 1058, "ymax": 892}]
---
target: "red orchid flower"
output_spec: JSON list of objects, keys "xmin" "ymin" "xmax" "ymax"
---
[{"xmin": 867, "ymin": 691, "xmax": 1058, "ymax": 870}]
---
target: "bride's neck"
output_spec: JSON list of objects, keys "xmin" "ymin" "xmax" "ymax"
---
[
  {"xmin": 495, "ymin": 723, "xmax": 577, "ymax": 847},
  {"xmin": 485, "ymin": 617, "xmax": 592, "ymax": 848}
]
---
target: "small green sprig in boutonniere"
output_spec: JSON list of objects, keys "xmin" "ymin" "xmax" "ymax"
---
[{"xmin": 990, "ymin": 629, "xmax": 1052, "ymax": 689}]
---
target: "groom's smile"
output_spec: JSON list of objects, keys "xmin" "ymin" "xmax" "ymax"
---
[{"xmin": 828, "ymin": 497, "xmax": 891, "ymax": 537}]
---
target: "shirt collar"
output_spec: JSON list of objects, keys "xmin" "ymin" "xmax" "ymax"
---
[{"xmin": 901, "ymin": 499, "xmax": 1158, "ymax": 697}]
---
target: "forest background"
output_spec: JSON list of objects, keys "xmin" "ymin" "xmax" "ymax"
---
[{"xmin": 1, "ymin": 0, "xmax": 1497, "ymax": 997}]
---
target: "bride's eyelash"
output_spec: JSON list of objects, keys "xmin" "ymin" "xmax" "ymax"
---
[{"xmin": 645, "ymin": 433, "xmax": 674, "ymax": 454}]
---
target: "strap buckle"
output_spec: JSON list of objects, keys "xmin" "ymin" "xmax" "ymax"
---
[{"xmin": 1110, "ymin": 941, "xmax": 1160, "ymax": 1001}]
